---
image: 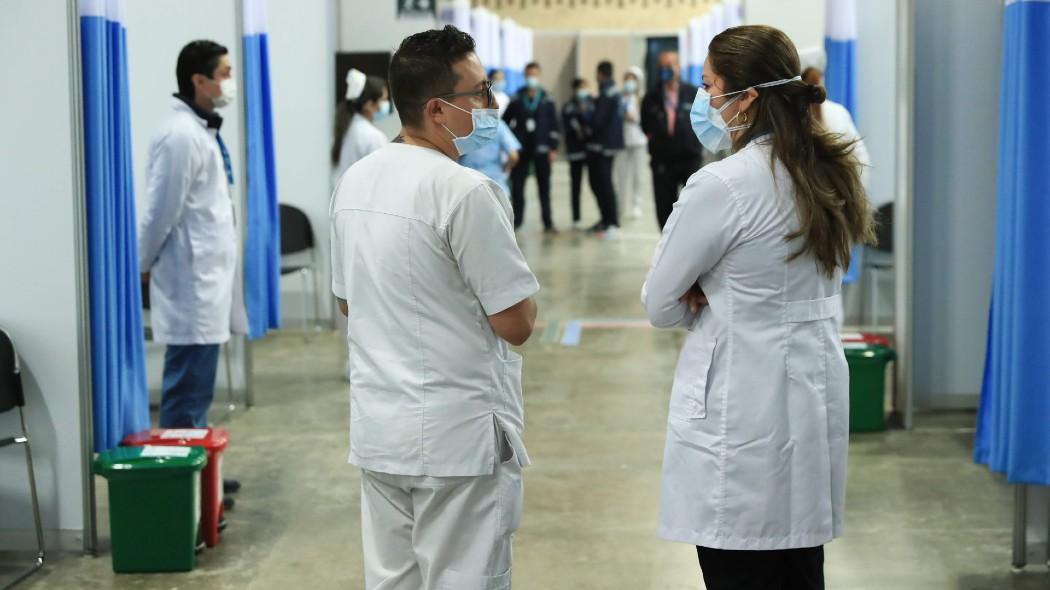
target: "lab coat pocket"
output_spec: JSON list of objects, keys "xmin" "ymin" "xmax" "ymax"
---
[
  {"xmin": 497, "ymin": 457, "xmax": 524, "ymax": 537},
  {"xmin": 439, "ymin": 567, "xmax": 512, "ymax": 590},
  {"xmin": 669, "ymin": 337, "xmax": 716, "ymax": 420},
  {"xmin": 500, "ymin": 353, "xmax": 525, "ymax": 423}
]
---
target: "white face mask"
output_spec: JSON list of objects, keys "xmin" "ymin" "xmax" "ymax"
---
[{"xmin": 211, "ymin": 78, "xmax": 237, "ymax": 109}]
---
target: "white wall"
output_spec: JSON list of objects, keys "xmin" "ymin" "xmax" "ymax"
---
[
  {"xmin": 340, "ymin": 0, "xmax": 435, "ymax": 54},
  {"xmin": 270, "ymin": 0, "xmax": 339, "ymax": 325},
  {"xmin": 912, "ymin": 0, "xmax": 1001, "ymax": 407},
  {"xmin": 0, "ymin": 0, "xmax": 88, "ymax": 549},
  {"xmin": 742, "ymin": 0, "xmax": 825, "ymax": 50}
]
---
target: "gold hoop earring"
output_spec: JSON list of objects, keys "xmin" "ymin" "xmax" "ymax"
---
[{"xmin": 739, "ymin": 111, "xmax": 748, "ymax": 124}]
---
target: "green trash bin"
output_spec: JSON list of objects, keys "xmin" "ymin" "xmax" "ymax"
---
[
  {"xmin": 94, "ymin": 445, "xmax": 207, "ymax": 573},
  {"xmin": 844, "ymin": 344, "xmax": 896, "ymax": 433}
]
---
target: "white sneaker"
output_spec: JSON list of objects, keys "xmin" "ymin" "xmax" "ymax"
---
[{"xmin": 603, "ymin": 225, "xmax": 620, "ymax": 240}]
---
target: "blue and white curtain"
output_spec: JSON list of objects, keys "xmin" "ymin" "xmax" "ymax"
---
[
  {"xmin": 439, "ymin": 3, "xmax": 531, "ymax": 97},
  {"xmin": 79, "ymin": 0, "xmax": 149, "ymax": 451},
  {"xmin": 824, "ymin": 0, "xmax": 857, "ymax": 115},
  {"xmin": 680, "ymin": 1, "xmax": 743, "ymax": 88},
  {"xmin": 243, "ymin": 0, "xmax": 281, "ymax": 339},
  {"xmin": 974, "ymin": 0, "xmax": 1050, "ymax": 487}
]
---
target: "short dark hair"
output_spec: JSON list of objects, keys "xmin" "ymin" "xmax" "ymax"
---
[
  {"xmin": 525, "ymin": 62, "xmax": 540, "ymax": 72},
  {"xmin": 176, "ymin": 40, "xmax": 228, "ymax": 97},
  {"xmin": 488, "ymin": 68, "xmax": 503, "ymax": 79},
  {"xmin": 572, "ymin": 77, "xmax": 587, "ymax": 90},
  {"xmin": 389, "ymin": 25, "xmax": 476, "ymax": 128},
  {"xmin": 597, "ymin": 60, "xmax": 614, "ymax": 79}
]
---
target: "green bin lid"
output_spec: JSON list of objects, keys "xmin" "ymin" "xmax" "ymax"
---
[
  {"xmin": 94, "ymin": 445, "xmax": 207, "ymax": 477},
  {"xmin": 843, "ymin": 343, "xmax": 897, "ymax": 361}
]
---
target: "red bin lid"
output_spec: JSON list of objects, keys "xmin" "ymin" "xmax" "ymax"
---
[{"xmin": 122, "ymin": 428, "xmax": 228, "ymax": 451}]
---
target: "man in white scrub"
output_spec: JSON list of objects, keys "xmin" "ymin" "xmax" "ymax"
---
[{"xmin": 330, "ymin": 25, "xmax": 539, "ymax": 589}]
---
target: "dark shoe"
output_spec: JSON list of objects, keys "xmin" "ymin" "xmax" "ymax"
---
[
  {"xmin": 223, "ymin": 495, "xmax": 236, "ymax": 511},
  {"xmin": 218, "ymin": 515, "xmax": 228, "ymax": 533},
  {"xmin": 223, "ymin": 479, "xmax": 241, "ymax": 494},
  {"xmin": 587, "ymin": 222, "xmax": 606, "ymax": 233},
  {"xmin": 543, "ymin": 226, "xmax": 558, "ymax": 235}
]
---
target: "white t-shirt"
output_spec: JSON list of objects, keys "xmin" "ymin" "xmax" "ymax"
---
[
  {"xmin": 331, "ymin": 115, "xmax": 388, "ymax": 189},
  {"xmin": 330, "ymin": 142, "xmax": 540, "ymax": 477}
]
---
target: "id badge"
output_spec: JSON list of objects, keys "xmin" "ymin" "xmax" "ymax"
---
[{"xmin": 526, "ymin": 118, "xmax": 536, "ymax": 133}]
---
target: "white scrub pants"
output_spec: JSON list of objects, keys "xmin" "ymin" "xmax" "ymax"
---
[
  {"xmin": 360, "ymin": 459, "xmax": 523, "ymax": 590},
  {"xmin": 615, "ymin": 144, "xmax": 648, "ymax": 218}
]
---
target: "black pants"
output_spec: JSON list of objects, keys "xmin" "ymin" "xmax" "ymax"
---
[
  {"xmin": 697, "ymin": 546, "xmax": 825, "ymax": 590},
  {"xmin": 652, "ymin": 157, "xmax": 701, "ymax": 229},
  {"xmin": 587, "ymin": 151, "xmax": 619, "ymax": 228},
  {"xmin": 510, "ymin": 149, "xmax": 553, "ymax": 229},
  {"xmin": 568, "ymin": 158, "xmax": 587, "ymax": 223}
]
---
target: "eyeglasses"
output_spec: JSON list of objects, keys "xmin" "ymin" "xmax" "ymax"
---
[{"xmin": 433, "ymin": 80, "xmax": 494, "ymax": 108}]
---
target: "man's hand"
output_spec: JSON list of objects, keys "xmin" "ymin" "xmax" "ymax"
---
[
  {"xmin": 548, "ymin": 150, "xmax": 558, "ymax": 163},
  {"xmin": 679, "ymin": 284, "xmax": 708, "ymax": 314}
]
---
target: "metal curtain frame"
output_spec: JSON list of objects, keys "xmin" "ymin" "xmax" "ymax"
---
[{"xmin": 895, "ymin": 0, "xmax": 916, "ymax": 430}]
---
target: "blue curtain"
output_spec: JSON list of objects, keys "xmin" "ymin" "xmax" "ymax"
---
[
  {"xmin": 243, "ymin": 0, "xmax": 281, "ymax": 339},
  {"xmin": 974, "ymin": 0, "xmax": 1050, "ymax": 487},
  {"xmin": 80, "ymin": 1, "xmax": 149, "ymax": 451}
]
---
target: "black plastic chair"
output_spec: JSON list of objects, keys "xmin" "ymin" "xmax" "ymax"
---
[
  {"xmin": 280, "ymin": 204, "xmax": 322, "ymax": 329},
  {"xmin": 0, "ymin": 327, "xmax": 44, "ymax": 588}
]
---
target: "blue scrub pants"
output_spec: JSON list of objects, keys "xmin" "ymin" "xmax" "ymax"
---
[{"xmin": 159, "ymin": 344, "xmax": 220, "ymax": 428}]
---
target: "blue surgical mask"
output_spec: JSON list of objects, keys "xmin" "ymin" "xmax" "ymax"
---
[
  {"xmin": 576, "ymin": 89, "xmax": 591, "ymax": 101},
  {"xmin": 623, "ymin": 79, "xmax": 639, "ymax": 94},
  {"xmin": 492, "ymin": 80, "xmax": 506, "ymax": 94},
  {"xmin": 689, "ymin": 75, "xmax": 802, "ymax": 152},
  {"xmin": 659, "ymin": 68, "xmax": 675, "ymax": 83},
  {"xmin": 374, "ymin": 100, "xmax": 391, "ymax": 121},
  {"xmin": 440, "ymin": 99, "xmax": 499, "ymax": 156},
  {"xmin": 525, "ymin": 76, "xmax": 540, "ymax": 89}
]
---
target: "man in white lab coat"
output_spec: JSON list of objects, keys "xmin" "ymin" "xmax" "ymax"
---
[
  {"xmin": 139, "ymin": 40, "xmax": 246, "ymax": 431},
  {"xmin": 330, "ymin": 26, "xmax": 539, "ymax": 589}
]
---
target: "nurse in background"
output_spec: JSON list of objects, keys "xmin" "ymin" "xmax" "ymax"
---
[
  {"xmin": 331, "ymin": 68, "xmax": 390, "ymax": 189},
  {"xmin": 616, "ymin": 66, "xmax": 648, "ymax": 221},
  {"xmin": 490, "ymin": 68, "xmax": 510, "ymax": 117},
  {"xmin": 642, "ymin": 25, "xmax": 875, "ymax": 589},
  {"xmin": 460, "ymin": 117, "xmax": 521, "ymax": 200}
]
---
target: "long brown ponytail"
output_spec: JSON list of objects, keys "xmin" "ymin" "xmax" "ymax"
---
[{"xmin": 708, "ymin": 25, "xmax": 875, "ymax": 277}]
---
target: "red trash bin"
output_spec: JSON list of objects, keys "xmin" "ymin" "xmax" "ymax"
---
[{"xmin": 122, "ymin": 428, "xmax": 228, "ymax": 548}]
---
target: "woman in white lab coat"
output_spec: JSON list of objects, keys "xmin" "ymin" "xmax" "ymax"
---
[
  {"xmin": 331, "ymin": 69, "xmax": 390, "ymax": 188},
  {"xmin": 642, "ymin": 25, "xmax": 875, "ymax": 590}
]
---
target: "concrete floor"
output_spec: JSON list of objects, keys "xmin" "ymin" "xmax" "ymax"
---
[{"xmin": 11, "ymin": 163, "xmax": 1050, "ymax": 589}]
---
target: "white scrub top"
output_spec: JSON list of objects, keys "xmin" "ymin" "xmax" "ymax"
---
[
  {"xmin": 331, "ymin": 142, "xmax": 540, "ymax": 477},
  {"xmin": 331, "ymin": 115, "xmax": 388, "ymax": 189},
  {"xmin": 820, "ymin": 100, "xmax": 873, "ymax": 197},
  {"xmin": 139, "ymin": 98, "xmax": 247, "ymax": 345},
  {"xmin": 642, "ymin": 138, "xmax": 849, "ymax": 551}
]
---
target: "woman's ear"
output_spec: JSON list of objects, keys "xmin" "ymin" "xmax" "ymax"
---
[{"xmin": 739, "ymin": 87, "xmax": 760, "ymax": 113}]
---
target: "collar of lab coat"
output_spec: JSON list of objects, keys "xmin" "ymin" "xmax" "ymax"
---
[{"xmin": 172, "ymin": 94, "xmax": 224, "ymax": 130}]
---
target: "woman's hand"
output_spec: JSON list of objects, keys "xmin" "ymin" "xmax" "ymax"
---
[{"xmin": 679, "ymin": 284, "xmax": 708, "ymax": 314}]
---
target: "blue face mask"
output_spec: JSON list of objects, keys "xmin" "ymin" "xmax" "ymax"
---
[
  {"xmin": 659, "ymin": 68, "xmax": 675, "ymax": 83},
  {"xmin": 492, "ymin": 80, "xmax": 506, "ymax": 94},
  {"xmin": 440, "ymin": 99, "xmax": 499, "ymax": 156},
  {"xmin": 689, "ymin": 75, "xmax": 802, "ymax": 152},
  {"xmin": 576, "ymin": 89, "xmax": 591, "ymax": 101},
  {"xmin": 374, "ymin": 100, "xmax": 391, "ymax": 122}
]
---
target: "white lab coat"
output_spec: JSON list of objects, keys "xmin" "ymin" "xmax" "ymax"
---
[
  {"xmin": 139, "ymin": 98, "xmax": 247, "ymax": 344},
  {"xmin": 331, "ymin": 115, "xmax": 388, "ymax": 189},
  {"xmin": 642, "ymin": 138, "xmax": 849, "ymax": 551}
]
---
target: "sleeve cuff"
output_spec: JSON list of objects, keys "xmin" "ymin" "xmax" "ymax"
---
[{"xmin": 478, "ymin": 276, "xmax": 540, "ymax": 316}]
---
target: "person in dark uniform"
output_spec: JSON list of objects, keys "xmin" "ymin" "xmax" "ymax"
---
[
  {"xmin": 585, "ymin": 60, "xmax": 625, "ymax": 235},
  {"xmin": 504, "ymin": 62, "xmax": 561, "ymax": 233},
  {"xmin": 561, "ymin": 77, "xmax": 593, "ymax": 230},
  {"xmin": 641, "ymin": 50, "xmax": 702, "ymax": 229}
]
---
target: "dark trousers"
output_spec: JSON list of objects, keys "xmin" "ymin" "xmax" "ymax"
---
[
  {"xmin": 159, "ymin": 344, "xmax": 220, "ymax": 428},
  {"xmin": 568, "ymin": 158, "xmax": 587, "ymax": 223},
  {"xmin": 587, "ymin": 151, "xmax": 619, "ymax": 228},
  {"xmin": 510, "ymin": 149, "xmax": 553, "ymax": 229},
  {"xmin": 652, "ymin": 157, "xmax": 701, "ymax": 229},
  {"xmin": 697, "ymin": 546, "xmax": 825, "ymax": 590}
]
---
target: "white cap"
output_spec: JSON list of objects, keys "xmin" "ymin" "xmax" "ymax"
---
[
  {"xmin": 345, "ymin": 68, "xmax": 366, "ymax": 100},
  {"xmin": 798, "ymin": 46, "xmax": 826, "ymax": 73}
]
